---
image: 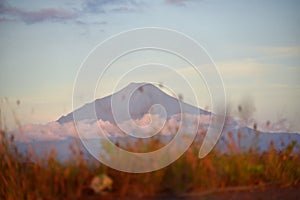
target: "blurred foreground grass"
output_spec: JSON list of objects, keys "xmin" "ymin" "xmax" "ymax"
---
[{"xmin": 1, "ymin": 129, "xmax": 300, "ymax": 199}]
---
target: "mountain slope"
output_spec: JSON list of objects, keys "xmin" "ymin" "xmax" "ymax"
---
[{"xmin": 57, "ymin": 82, "xmax": 209, "ymax": 124}]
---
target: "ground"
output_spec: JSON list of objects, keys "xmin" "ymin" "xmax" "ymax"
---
[{"xmin": 81, "ymin": 185, "xmax": 300, "ymax": 200}]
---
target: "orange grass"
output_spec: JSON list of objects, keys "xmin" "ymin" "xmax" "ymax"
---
[{"xmin": 1, "ymin": 129, "xmax": 300, "ymax": 199}]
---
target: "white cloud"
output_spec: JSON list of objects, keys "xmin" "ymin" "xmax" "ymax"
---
[
  {"xmin": 257, "ymin": 46, "xmax": 300, "ymax": 58},
  {"xmin": 9, "ymin": 113, "xmax": 212, "ymax": 143}
]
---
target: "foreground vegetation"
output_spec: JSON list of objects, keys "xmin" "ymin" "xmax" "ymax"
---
[{"xmin": 1, "ymin": 129, "xmax": 300, "ymax": 199}]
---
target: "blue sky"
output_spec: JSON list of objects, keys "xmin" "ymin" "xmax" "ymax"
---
[{"xmin": 0, "ymin": 0, "xmax": 300, "ymax": 131}]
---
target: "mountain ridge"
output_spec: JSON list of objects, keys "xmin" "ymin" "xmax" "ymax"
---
[
  {"xmin": 10, "ymin": 82, "xmax": 300, "ymax": 160},
  {"xmin": 57, "ymin": 82, "xmax": 210, "ymax": 124}
]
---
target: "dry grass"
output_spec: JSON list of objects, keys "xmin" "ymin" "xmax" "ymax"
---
[{"xmin": 1, "ymin": 129, "xmax": 300, "ymax": 199}]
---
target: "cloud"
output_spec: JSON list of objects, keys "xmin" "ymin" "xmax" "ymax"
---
[
  {"xmin": 257, "ymin": 46, "xmax": 300, "ymax": 58},
  {"xmin": 9, "ymin": 113, "xmax": 211, "ymax": 143},
  {"xmin": 21, "ymin": 8, "xmax": 77, "ymax": 24},
  {"xmin": 217, "ymin": 59, "xmax": 265, "ymax": 80},
  {"xmin": 75, "ymin": 19, "xmax": 107, "ymax": 26},
  {"xmin": 165, "ymin": 0, "xmax": 192, "ymax": 6},
  {"xmin": 82, "ymin": 0, "xmax": 143, "ymax": 14},
  {"xmin": 0, "ymin": 16, "xmax": 15, "ymax": 22},
  {"xmin": 0, "ymin": 1, "xmax": 77, "ymax": 24},
  {"xmin": 0, "ymin": 0, "xmax": 142, "ymax": 25}
]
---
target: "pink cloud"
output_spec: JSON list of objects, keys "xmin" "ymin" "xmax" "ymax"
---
[
  {"xmin": 10, "ymin": 113, "xmax": 212, "ymax": 143},
  {"xmin": 0, "ymin": 1, "xmax": 77, "ymax": 24}
]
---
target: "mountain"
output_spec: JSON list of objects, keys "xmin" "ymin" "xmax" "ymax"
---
[
  {"xmin": 217, "ymin": 127, "xmax": 300, "ymax": 153},
  {"xmin": 57, "ymin": 82, "xmax": 209, "ymax": 124},
  {"xmin": 11, "ymin": 82, "xmax": 300, "ymax": 160}
]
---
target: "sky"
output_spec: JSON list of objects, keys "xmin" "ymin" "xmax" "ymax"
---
[{"xmin": 0, "ymin": 0, "xmax": 300, "ymax": 132}]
